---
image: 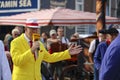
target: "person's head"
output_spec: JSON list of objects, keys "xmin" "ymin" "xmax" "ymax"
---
[
  {"xmin": 98, "ymin": 29, "xmax": 107, "ymax": 42},
  {"xmin": 49, "ymin": 29, "xmax": 57, "ymax": 39},
  {"xmin": 24, "ymin": 18, "xmax": 40, "ymax": 40},
  {"xmin": 106, "ymin": 28, "xmax": 119, "ymax": 42},
  {"xmin": 41, "ymin": 32, "xmax": 48, "ymax": 39},
  {"xmin": 57, "ymin": 27, "xmax": 64, "ymax": 37},
  {"xmin": 15, "ymin": 26, "xmax": 23, "ymax": 34},
  {"xmin": 74, "ymin": 33, "xmax": 80, "ymax": 39},
  {"xmin": 4, "ymin": 33, "xmax": 12, "ymax": 45},
  {"xmin": 12, "ymin": 28, "xmax": 20, "ymax": 39}
]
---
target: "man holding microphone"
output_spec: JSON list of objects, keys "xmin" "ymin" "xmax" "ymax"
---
[{"xmin": 10, "ymin": 18, "xmax": 82, "ymax": 80}]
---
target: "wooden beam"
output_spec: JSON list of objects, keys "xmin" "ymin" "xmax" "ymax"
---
[{"xmin": 96, "ymin": 0, "xmax": 107, "ymax": 35}]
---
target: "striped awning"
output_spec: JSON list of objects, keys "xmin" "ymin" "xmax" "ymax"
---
[{"xmin": 0, "ymin": 7, "xmax": 120, "ymax": 26}]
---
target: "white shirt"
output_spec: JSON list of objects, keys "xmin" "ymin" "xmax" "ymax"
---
[
  {"xmin": 0, "ymin": 40, "xmax": 11, "ymax": 80},
  {"xmin": 57, "ymin": 36, "xmax": 69, "ymax": 45},
  {"xmin": 88, "ymin": 39, "xmax": 96, "ymax": 53},
  {"xmin": 24, "ymin": 34, "xmax": 30, "ymax": 44}
]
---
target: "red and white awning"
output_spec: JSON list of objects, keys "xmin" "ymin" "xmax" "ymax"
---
[{"xmin": 0, "ymin": 7, "xmax": 120, "ymax": 26}]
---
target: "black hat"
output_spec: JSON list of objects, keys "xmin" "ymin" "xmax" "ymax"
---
[
  {"xmin": 99, "ymin": 29, "xmax": 107, "ymax": 34},
  {"xmin": 106, "ymin": 28, "xmax": 119, "ymax": 35}
]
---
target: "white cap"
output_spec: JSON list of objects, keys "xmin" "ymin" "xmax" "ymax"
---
[{"xmin": 49, "ymin": 29, "xmax": 57, "ymax": 36}]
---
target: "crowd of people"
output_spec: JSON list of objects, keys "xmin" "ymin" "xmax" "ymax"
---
[
  {"xmin": 0, "ymin": 18, "xmax": 82, "ymax": 80},
  {"xmin": 0, "ymin": 18, "xmax": 120, "ymax": 80}
]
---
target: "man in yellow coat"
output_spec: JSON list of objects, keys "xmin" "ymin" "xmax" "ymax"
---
[{"xmin": 10, "ymin": 18, "xmax": 82, "ymax": 80}]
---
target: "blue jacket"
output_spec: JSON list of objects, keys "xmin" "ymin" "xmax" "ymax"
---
[
  {"xmin": 94, "ymin": 41, "xmax": 108, "ymax": 70},
  {"xmin": 99, "ymin": 34, "xmax": 120, "ymax": 80}
]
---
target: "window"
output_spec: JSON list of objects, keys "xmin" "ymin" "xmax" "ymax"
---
[
  {"xmin": 106, "ymin": 0, "xmax": 111, "ymax": 16},
  {"xmin": 75, "ymin": 0, "xmax": 84, "ymax": 11},
  {"xmin": 77, "ymin": 0, "xmax": 82, "ymax": 2},
  {"xmin": 75, "ymin": 24, "xmax": 96, "ymax": 35},
  {"xmin": 117, "ymin": 0, "xmax": 120, "ymax": 17}
]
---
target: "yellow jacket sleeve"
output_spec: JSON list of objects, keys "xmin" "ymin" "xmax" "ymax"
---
[{"xmin": 40, "ymin": 42, "xmax": 71, "ymax": 63}]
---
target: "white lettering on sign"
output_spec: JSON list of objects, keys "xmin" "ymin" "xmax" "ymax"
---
[
  {"xmin": 0, "ymin": 0, "xmax": 32, "ymax": 8},
  {"xmin": 0, "ymin": 1, "xmax": 17, "ymax": 8},
  {"xmin": 19, "ymin": 0, "xmax": 32, "ymax": 7}
]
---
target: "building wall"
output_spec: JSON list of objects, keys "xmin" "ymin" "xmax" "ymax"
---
[
  {"xmin": 84, "ymin": 0, "xmax": 96, "ymax": 12},
  {"xmin": 66, "ymin": 0, "xmax": 75, "ymax": 9},
  {"xmin": 111, "ymin": 0, "xmax": 117, "ymax": 17},
  {"xmin": 117, "ymin": 1, "xmax": 120, "ymax": 18},
  {"xmin": 84, "ymin": 0, "xmax": 120, "ymax": 17},
  {"xmin": 41, "ymin": 0, "xmax": 75, "ymax": 9},
  {"xmin": 40, "ymin": 0, "xmax": 50, "ymax": 9}
]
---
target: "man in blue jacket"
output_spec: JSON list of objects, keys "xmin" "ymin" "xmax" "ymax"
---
[
  {"xmin": 94, "ymin": 28, "xmax": 119, "ymax": 80},
  {"xmin": 99, "ymin": 28, "xmax": 120, "ymax": 80}
]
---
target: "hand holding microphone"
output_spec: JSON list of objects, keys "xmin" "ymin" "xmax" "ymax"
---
[
  {"xmin": 31, "ymin": 33, "xmax": 40, "ymax": 53},
  {"xmin": 31, "ymin": 41, "xmax": 40, "ymax": 53}
]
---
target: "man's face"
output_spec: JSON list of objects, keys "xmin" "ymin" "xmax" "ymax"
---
[
  {"xmin": 41, "ymin": 33, "xmax": 48, "ymax": 39},
  {"xmin": 57, "ymin": 28, "xmax": 64, "ymax": 36},
  {"xmin": 25, "ymin": 27, "xmax": 39, "ymax": 40},
  {"xmin": 106, "ymin": 34, "xmax": 114, "ymax": 42},
  {"xmin": 50, "ymin": 33, "xmax": 57, "ymax": 39},
  {"xmin": 98, "ymin": 33, "xmax": 106, "ymax": 42}
]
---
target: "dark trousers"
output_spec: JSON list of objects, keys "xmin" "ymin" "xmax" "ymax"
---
[
  {"xmin": 94, "ymin": 66, "xmax": 99, "ymax": 80},
  {"xmin": 41, "ymin": 62, "xmax": 54, "ymax": 80},
  {"xmin": 49, "ymin": 61, "xmax": 63, "ymax": 80}
]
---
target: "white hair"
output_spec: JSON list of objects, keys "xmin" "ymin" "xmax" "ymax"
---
[{"xmin": 12, "ymin": 28, "xmax": 20, "ymax": 34}]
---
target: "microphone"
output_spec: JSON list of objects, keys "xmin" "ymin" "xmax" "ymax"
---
[
  {"xmin": 32, "ymin": 33, "xmax": 40, "ymax": 40},
  {"xmin": 32, "ymin": 33, "xmax": 40, "ymax": 50},
  {"xmin": 32, "ymin": 33, "xmax": 40, "ymax": 59}
]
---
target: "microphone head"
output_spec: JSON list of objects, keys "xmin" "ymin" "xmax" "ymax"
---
[{"xmin": 32, "ymin": 33, "xmax": 40, "ymax": 41}]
